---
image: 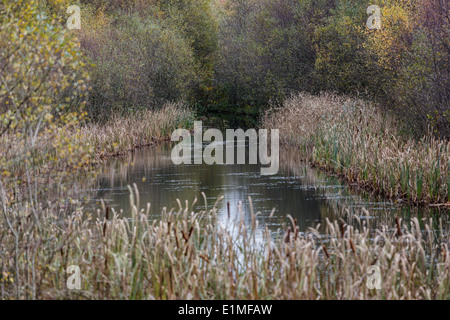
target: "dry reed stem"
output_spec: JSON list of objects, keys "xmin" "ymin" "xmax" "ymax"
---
[
  {"xmin": 0, "ymin": 187, "xmax": 448, "ymax": 300},
  {"xmin": 262, "ymin": 92, "xmax": 449, "ymax": 204}
]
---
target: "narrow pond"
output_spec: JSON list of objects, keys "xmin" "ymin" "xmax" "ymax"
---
[{"xmin": 80, "ymin": 140, "xmax": 446, "ymax": 235}]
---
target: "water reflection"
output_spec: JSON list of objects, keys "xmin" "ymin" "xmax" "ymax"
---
[{"xmin": 82, "ymin": 141, "xmax": 448, "ymax": 234}]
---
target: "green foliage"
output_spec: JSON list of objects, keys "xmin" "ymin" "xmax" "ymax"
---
[
  {"xmin": 158, "ymin": 0, "xmax": 219, "ymax": 76},
  {"xmin": 206, "ymin": 0, "xmax": 449, "ymax": 135},
  {"xmin": 314, "ymin": 0, "xmax": 449, "ymax": 137},
  {"xmin": 206, "ymin": 0, "xmax": 335, "ymax": 122},
  {"xmin": 0, "ymin": 0, "xmax": 91, "ymax": 186},
  {"xmin": 75, "ymin": 0, "xmax": 449, "ymax": 135},
  {"xmin": 81, "ymin": 11, "xmax": 198, "ymax": 120},
  {"xmin": 79, "ymin": 0, "xmax": 220, "ymax": 120},
  {"xmin": 2, "ymin": 0, "xmax": 448, "ymax": 183},
  {"xmin": 314, "ymin": 0, "xmax": 373, "ymax": 93}
]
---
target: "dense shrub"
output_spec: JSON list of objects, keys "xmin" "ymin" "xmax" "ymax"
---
[
  {"xmin": 212, "ymin": 0, "xmax": 334, "ymax": 116},
  {"xmin": 0, "ymin": 0, "xmax": 90, "ymax": 184},
  {"xmin": 210, "ymin": 0, "xmax": 449, "ymax": 136},
  {"xmin": 314, "ymin": 0, "xmax": 449, "ymax": 137},
  {"xmin": 42, "ymin": 0, "xmax": 450, "ymax": 136},
  {"xmin": 80, "ymin": 11, "xmax": 198, "ymax": 120},
  {"xmin": 399, "ymin": 0, "xmax": 449, "ymax": 136},
  {"xmin": 77, "ymin": 0, "xmax": 221, "ymax": 120},
  {"xmin": 314, "ymin": 0, "xmax": 372, "ymax": 94},
  {"xmin": 157, "ymin": 0, "xmax": 220, "ymax": 80}
]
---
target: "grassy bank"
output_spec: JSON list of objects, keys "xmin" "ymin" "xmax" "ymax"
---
[
  {"xmin": 82, "ymin": 102, "xmax": 194, "ymax": 161},
  {"xmin": 1, "ymin": 187, "xmax": 448, "ymax": 300},
  {"xmin": 262, "ymin": 93, "xmax": 449, "ymax": 205},
  {"xmin": 0, "ymin": 103, "xmax": 194, "ymax": 198}
]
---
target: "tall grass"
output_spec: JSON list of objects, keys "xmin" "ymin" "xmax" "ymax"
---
[
  {"xmin": 0, "ymin": 102, "xmax": 194, "ymax": 198},
  {"xmin": 0, "ymin": 186, "xmax": 448, "ymax": 299},
  {"xmin": 81, "ymin": 102, "xmax": 195, "ymax": 161},
  {"xmin": 262, "ymin": 93, "xmax": 450, "ymax": 204}
]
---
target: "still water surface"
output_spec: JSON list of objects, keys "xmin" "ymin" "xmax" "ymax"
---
[{"xmin": 80, "ymin": 141, "xmax": 445, "ymax": 234}]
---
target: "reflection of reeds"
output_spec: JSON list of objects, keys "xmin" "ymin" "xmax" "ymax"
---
[
  {"xmin": 78, "ymin": 103, "xmax": 193, "ymax": 195},
  {"xmin": 281, "ymin": 147, "xmax": 448, "ymax": 231},
  {"xmin": 0, "ymin": 102, "xmax": 194, "ymax": 203},
  {"xmin": 1, "ymin": 187, "xmax": 448, "ymax": 299},
  {"xmin": 263, "ymin": 93, "xmax": 449, "ymax": 204},
  {"xmin": 87, "ymin": 145, "xmax": 175, "ymax": 193}
]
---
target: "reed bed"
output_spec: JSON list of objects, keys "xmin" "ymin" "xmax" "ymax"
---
[
  {"xmin": 0, "ymin": 186, "xmax": 448, "ymax": 300},
  {"xmin": 81, "ymin": 102, "xmax": 194, "ymax": 161},
  {"xmin": 0, "ymin": 102, "xmax": 194, "ymax": 195},
  {"xmin": 262, "ymin": 93, "xmax": 450, "ymax": 204}
]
